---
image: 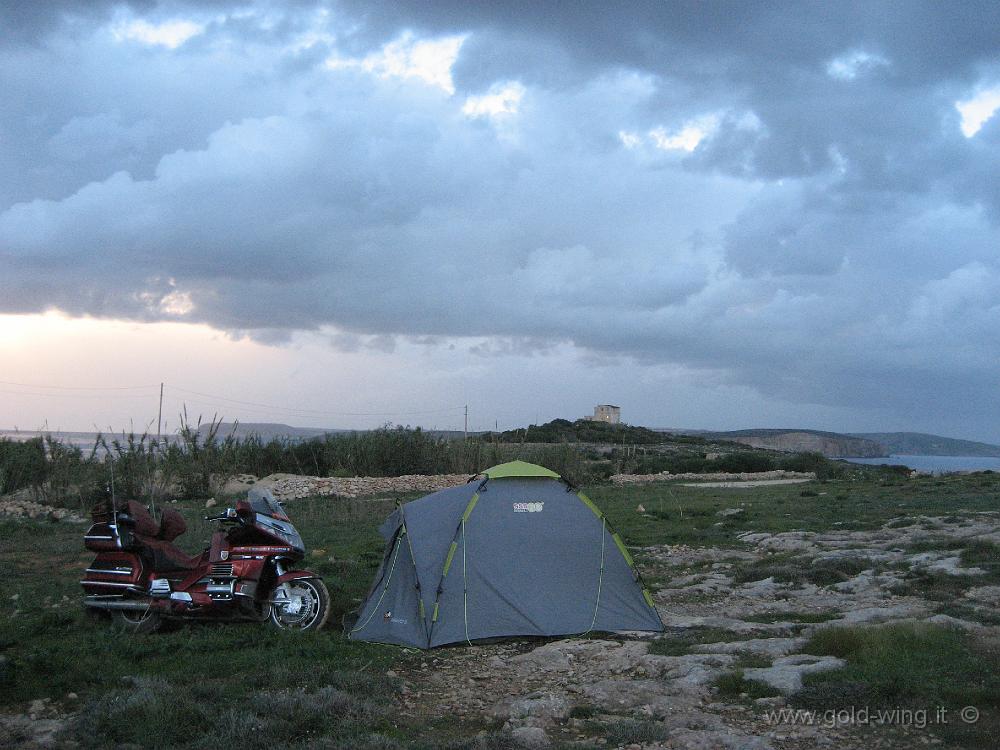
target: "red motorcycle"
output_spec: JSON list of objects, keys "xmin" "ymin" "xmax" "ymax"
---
[{"xmin": 81, "ymin": 488, "xmax": 330, "ymax": 632}]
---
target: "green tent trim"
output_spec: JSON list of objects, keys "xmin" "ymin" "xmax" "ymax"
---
[{"xmin": 481, "ymin": 460, "xmax": 561, "ymax": 480}]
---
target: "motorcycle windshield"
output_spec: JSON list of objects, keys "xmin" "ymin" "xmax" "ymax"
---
[
  {"xmin": 247, "ymin": 488, "xmax": 288, "ymax": 520},
  {"xmin": 255, "ymin": 514, "xmax": 305, "ymax": 553}
]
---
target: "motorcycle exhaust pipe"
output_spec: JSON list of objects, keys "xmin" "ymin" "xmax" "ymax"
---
[{"xmin": 83, "ymin": 597, "xmax": 153, "ymax": 611}]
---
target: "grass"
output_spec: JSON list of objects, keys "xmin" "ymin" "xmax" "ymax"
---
[
  {"xmin": 568, "ymin": 704, "xmax": 596, "ymax": 719},
  {"xmin": 713, "ymin": 671, "xmax": 781, "ymax": 699},
  {"xmin": 602, "ymin": 719, "xmax": 671, "ymax": 745},
  {"xmin": 904, "ymin": 537, "xmax": 967, "ymax": 553},
  {"xmin": 648, "ymin": 627, "xmax": 757, "ymax": 656},
  {"xmin": 729, "ymin": 552, "xmax": 876, "ymax": 587},
  {"xmin": 960, "ymin": 540, "xmax": 1000, "ymax": 569},
  {"xmin": 586, "ymin": 471, "xmax": 1000, "ymax": 551},
  {"xmin": 890, "ymin": 540, "xmax": 1000, "ymax": 609},
  {"xmin": 795, "ymin": 623, "xmax": 1000, "ymax": 748},
  {"xmin": 73, "ymin": 679, "xmax": 390, "ymax": 749},
  {"xmin": 0, "ymin": 497, "xmax": 413, "ymax": 748},
  {"xmin": 742, "ymin": 611, "xmax": 839, "ymax": 624},
  {"xmin": 3, "ymin": 471, "xmax": 1000, "ymax": 745}
]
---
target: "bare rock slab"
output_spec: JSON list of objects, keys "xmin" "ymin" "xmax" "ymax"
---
[
  {"xmin": 693, "ymin": 637, "xmax": 808, "ymax": 658},
  {"xmin": 743, "ymin": 654, "xmax": 846, "ymax": 694},
  {"xmin": 669, "ymin": 727, "xmax": 774, "ymax": 750},
  {"xmin": 511, "ymin": 725, "xmax": 550, "ymax": 748}
]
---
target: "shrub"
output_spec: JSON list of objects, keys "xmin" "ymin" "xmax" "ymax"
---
[
  {"xmin": 0, "ymin": 437, "xmax": 47, "ymax": 494},
  {"xmin": 603, "ymin": 719, "xmax": 671, "ymax": 745}
]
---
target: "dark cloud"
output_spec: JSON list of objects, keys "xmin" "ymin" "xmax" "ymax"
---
[{"xmin": 3, "ymin": 1, "xmax": 1000, "ymax": 437}]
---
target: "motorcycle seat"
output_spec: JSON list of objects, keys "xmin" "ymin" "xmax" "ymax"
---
[
  {"xmin": 138, "ymin": 537, "xmax": 202, "ymax": 571},
  {"xmin": 125, "ymin": 501, "xmax": 200, "ymax": 571},
  {"xmin": 158, "ymin": 508, "xmax": 187, "ymax": 542}
]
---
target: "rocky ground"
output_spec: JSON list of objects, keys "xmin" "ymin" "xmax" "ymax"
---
[
  {"xmin": 3, "ymin": 487, "xmax": 997, "ymax": 748},
  {"xmin": 394, "ymin": 512, "xmax": 1000, "ymax": 749}
]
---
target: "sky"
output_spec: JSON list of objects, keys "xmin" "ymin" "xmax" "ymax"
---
[{"xmin": 2, "ymin": 1, "xmax": 1000, "ymax": 441}]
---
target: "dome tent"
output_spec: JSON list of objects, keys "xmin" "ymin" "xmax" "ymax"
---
[{"xmin": 347, "ymin": 460, "xmax": 663, "ymax": 648}]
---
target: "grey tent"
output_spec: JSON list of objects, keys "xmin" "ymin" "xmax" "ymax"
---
[{"xmin": 347, "ymin": 460, "xmax": 663, "ymax": 648}]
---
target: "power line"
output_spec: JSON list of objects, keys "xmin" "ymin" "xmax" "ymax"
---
[
  {"xmin": 168, "ymin": 385, "xmax": 466, "ymax": 418},
  {"xmin": 0, "ymin": 380, "xmax": 159, "ymax": 391},
  {"xmin": 0, "ymin": 387, "xmax": 158, "ymax": 400}
]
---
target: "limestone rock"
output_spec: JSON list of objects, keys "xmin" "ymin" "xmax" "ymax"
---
[
  {"xmin": 254, "ymin": 472, "xmax": 470, "ymax": 501},
  {"xmin": 494, "ymin": 693, "xmax": 570, "ymax": 723},
  {"xmin": 743, "ymin": 654, "xmax": 846, "ymax": 694},
  {"xmin": 717, "ymin": 507, "xmax": 745, "ymax": 517},
  {"xmin": 511, "ymin": 726, "xmax": 550, "ymax": 748},
  {"xmin": 964, "ymin": 586, "xmax": 1000, "ymax": 606},
  {"xmin": 693, "ymin": 637, "xmax": 807, "ymax": 658},
  {"xmin": 669, "ymin": 728, "xmax": 774, "ymax": 750}
]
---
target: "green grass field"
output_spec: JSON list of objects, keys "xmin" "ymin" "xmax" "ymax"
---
[{"xmin": 2, "ymin": 472, "xmax": 999, "ymax": 747}]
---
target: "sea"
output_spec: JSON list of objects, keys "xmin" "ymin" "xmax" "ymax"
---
[
  {"xmin": 845, "ymin": 455, "xmax": 1000, "ymax": 474},
  {"xmin": 0, "ymin": 429, "xmax": 104, "ymax": 449}
]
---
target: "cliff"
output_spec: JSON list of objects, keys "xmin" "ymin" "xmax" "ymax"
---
[
  {"xmin": 699, "ymin": 429, "xmax": 888, "ymax": 458},
  {"xmin": 851, "ymin": 432, "xmax": 1000, "ymax": 457}
]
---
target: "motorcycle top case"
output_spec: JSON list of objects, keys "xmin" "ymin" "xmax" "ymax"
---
[{"xmin": 84, "ymin": 513, "xmax": 134, "ymax": 552}]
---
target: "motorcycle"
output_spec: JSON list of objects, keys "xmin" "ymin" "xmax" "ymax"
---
[{"xmin": 81, "ymin": 487, "xmax": 330, "ymax": 633}]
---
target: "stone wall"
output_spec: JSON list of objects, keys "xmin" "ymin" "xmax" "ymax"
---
[
  {"xmin": 610, "ymin": 469, "xmax": 815, "ymax": 485},
  {"xmin": 251, "ymin": 472, "xmax": 473, "ymax": 501},
  {"xmin": 0, "ymin": 494, "xmax": 83, "ymax": 522}
]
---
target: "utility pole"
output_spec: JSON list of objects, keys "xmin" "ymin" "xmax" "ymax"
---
[
  {"xmin": 157, "ymin": 382, "xmax": 164, "ymax": 446},
  {"xmin": 464, "ymin": 404, "xmax": 468, "ymax": 440}
]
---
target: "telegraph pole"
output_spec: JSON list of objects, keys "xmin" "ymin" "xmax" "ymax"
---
[
  {"xmin": 157, "ymin": 382, "xmax": 164, "ymax": 445},
  {"xmin": 464, "ymin": 404, "xmax": 468, "ymax": 440}
]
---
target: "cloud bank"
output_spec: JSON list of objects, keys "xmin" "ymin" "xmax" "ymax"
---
[{"xmin": 3, "ymin": 1, "xmax": 1000, "ymax": 436}]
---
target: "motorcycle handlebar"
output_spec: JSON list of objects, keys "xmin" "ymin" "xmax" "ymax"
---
[{"xmin": 204, "ymin": 508, "xmax": 240, "ymax": 522}]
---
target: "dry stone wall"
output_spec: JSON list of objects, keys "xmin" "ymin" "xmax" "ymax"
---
[
  {"xmin": 252, "ymin": 472, "xmax": 472, "ymax": 501},
  {"xmin": 0, "ymin": 494, "xmax": 83, "ymax": 522},
  {"xmin": 610, "ymin": 469, "xmax": 815, "ymax": 485}
]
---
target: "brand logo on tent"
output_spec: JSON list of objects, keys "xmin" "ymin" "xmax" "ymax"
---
[
  {"xmin": 383, "ymin": 610, "xmax": 408, "ymax": 625},
  {"xmin": 513, "ymin": 502, "xmax": 544, "ymax": 513}
]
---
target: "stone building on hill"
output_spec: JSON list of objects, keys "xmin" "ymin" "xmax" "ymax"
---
[{"xmin": 587, "ymin": 404, "xmax": 621, "ymax": 424}]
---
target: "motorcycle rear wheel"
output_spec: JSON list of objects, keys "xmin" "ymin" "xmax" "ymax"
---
[
  {"xmin": 112, "ymin": 605, "xmax": 162, "ymax": 634},
  {"xmin": 270, "ymin": 578, "xmax": 330, "ymax": 631}
]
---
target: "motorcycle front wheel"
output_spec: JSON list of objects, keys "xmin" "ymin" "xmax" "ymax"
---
[{"xmin": 269, "ymin": 578, "xmax": 330, "ymax": 631}]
